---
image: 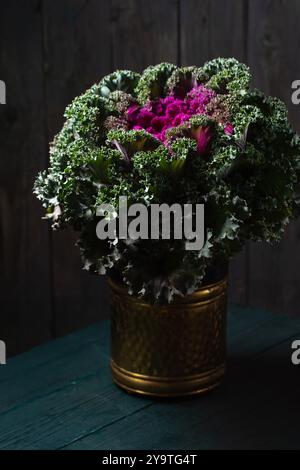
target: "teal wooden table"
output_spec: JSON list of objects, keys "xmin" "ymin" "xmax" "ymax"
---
[{"xmin": 1, "ymin": 305, "xmax": 300, "ymax": 450}]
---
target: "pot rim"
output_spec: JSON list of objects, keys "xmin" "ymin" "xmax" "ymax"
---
[{"xmin": 108, "ymin": 275, "xmax": 228, "ymax": 306}]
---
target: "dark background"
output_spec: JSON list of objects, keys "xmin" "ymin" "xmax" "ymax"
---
[{"xmin": 1, "ymin": 0, "xmax": 300, "ymax": 356}]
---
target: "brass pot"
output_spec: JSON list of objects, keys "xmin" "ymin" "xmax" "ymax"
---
[{"xmin": 109, "ymin": 276, "xmax": 228, "ymax": 397}]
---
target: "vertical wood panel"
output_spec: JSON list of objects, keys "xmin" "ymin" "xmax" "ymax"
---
[
  {"xmin": 180, "ymin": 0, "xmax": 249, "ymax": 304},
  {"xmin": 181, "ymin": 0, "xmax": 247, "ymax": 66},
  {"xmin": 43, "ymin": 0, "xmax": 111, "ymax": 336},
  {"xmin": 248, "ymin": 0, "xmax": 300, "ymax": 315},
  {"xmin": 111, "ymin": 0, "xmax": 178, "ymax": 70},
  {"xmin": 0, "ymin": 0, "xmax": 52, "ymax": 354}
]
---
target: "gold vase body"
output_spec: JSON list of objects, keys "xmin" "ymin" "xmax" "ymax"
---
[{"xmin": 109, "ymin": 277, "xmax": 228, "ymax": 397}]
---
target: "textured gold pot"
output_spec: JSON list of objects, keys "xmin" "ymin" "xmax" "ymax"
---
[{"xmin": 109, "ymin": 276, "xmax": 228, "ymax": 397}]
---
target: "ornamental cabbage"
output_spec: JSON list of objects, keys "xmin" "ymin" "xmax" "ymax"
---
[{"xmin": 34, "ymin": 58, "xmax": 300, "ymax": 303}]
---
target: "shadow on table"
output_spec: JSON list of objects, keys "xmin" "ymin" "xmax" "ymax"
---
[{"xmin": 148, "ymin": 354, "xmax": 300, "ymax": 449}]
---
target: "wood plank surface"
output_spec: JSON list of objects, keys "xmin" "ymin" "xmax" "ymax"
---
[
  {"xmin": 65, "ymin": 334, "xmax": 300, "ymax": 450},
  {"xmin": 111, "ymin": 0, "xmax": 178, "ymax": 70},
  {"xmin": 0, "ymin": 305, "xmax": 300, "ymax": 450},
  {"xmin": 180, "ymin": 0, "xmax": 247, "ymax": 65},
  {"xmin": 0, "ymin": 0, "xmax": 53, "ymax": 355}
]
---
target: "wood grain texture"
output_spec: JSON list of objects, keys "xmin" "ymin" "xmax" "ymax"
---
[
  {"xmin": 111, "ymin": 0, "xmax": 178, "ymax": 70},
  {"xmin": 42, "ymin": 0, "xmax": 111, "ymax": 337},
  {"xmin": 64, "ymin": 310, "xmax": 300, "ymax": 450},
  {"xmin": 0, "ymin": 0, "xmax": 52, "ymax": 355},
  {"xmin": 180, "ymin": 0, "xmax": 247, "ymax": 66},
  {"xmin": 247, "ymin": 0, "xmax": 300, "ymax": 315},
  {"xmin": 65, "ymin": 336, "xmax": 300, "ymax": 450},
  {"xmin": 0, "ymin": 307, "xmax": 300, "ymax": 450}
]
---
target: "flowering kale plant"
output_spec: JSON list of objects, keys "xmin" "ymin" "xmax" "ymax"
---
[{"xmin": 34, "ymin": 58, "xmax": 300, "ymax": 302}]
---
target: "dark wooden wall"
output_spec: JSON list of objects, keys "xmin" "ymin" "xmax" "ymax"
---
[{"xmin": 1, "ymin": 0, "xmax": 300, "ymax": 356}]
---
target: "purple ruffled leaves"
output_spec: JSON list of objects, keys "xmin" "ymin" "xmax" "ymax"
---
[
  {"xmin": 191, "ymin": 126, "xmax": 213, "ymax": 155},
  {"xmin": 224, "ymin": 123, "xmax": 234, "ymax": 135},
  {"xmin": 126, "ymin": 85, "xmax": 234, "ymax": 154}
]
